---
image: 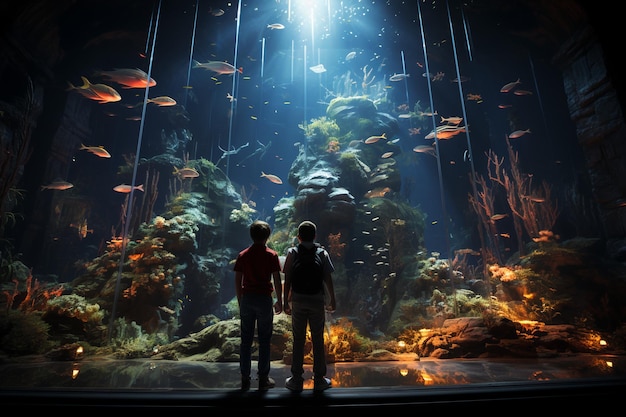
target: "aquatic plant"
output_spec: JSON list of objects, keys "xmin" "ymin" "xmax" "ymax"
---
[
  {"xmin": 229, "ymin": 202, "xmax": 256, "ymax": 225},
  {"xmin": 298, "ymin": 116, "xmax": 340, "ymax": 139},
  {"xmin": 327, "ymin": 317, "xmax": 372, "ymax": 361},
  {"xmin": 0, "ymin": 78, "xmax": 35, "ymax": 240},
  {"xmin": 46, "ymin": 294, "xmax": 104, "ymax": 324},
  {"xmin": 0, "ymin": 309, "xmax": 54, "ymax": 355}
]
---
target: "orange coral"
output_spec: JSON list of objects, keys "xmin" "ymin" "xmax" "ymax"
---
[
  {"xmin": 326, "ymin": 139, "xmax": 340, "ymax": 153},
  {"xmin": 327, "ymin": 232, "xmax": 346, "ymax": 259}
]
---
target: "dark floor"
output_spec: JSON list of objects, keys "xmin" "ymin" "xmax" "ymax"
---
[{"xmin": 1, "ymin": 354, "xmax": 625, "ymax": 411}]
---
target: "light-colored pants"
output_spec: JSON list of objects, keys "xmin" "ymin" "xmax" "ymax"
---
[{"xmin": 290, "ymin": 291, "xmax": 327, "ymax": 379}]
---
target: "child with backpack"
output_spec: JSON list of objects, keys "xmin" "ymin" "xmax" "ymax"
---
[{"xmin": 282, "ymin": 220, "xmax": 337, "ymax": 392}]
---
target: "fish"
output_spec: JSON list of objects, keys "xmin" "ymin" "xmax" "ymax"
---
[
  {"xmin": 79, "ymin": 144, "xmax": 111, "ymax": 158},
  {"xmin": 413, "ymin": 145, "xmax": 437, "ymax": 157},
  {"xmin": 345, "ymin": 51, "xmax": 356, "ymax": 60},
  {"xmin": 94, "ymin": 68, "xmax": 156, "ymax": 89},
  {"xmin": 210, "ymin": 8, "xmax": 225, "ymax": 16},
  {"xmin": 513, "ymin": 89, "xmax": 533, "ymax": 96},
  {"xmin": 363, "ymin": 187, "xmax": 391, "ymax": 198},
  {"xmin": 364, "ymin": 133, "xmax": 387, "ymax": 144},
  {"xmin": 309, "ymin": 64, "xmax": 327, "ymax": 74},
  {"xmin": 41, "ymin": 180, "xmax": 73, "ymax": 191},
  {"xmin": 260, "ymin": 171, "xmax": 283, "ymax": 184},
  {"xmin": 69, "ymin": 218, "xmax": 93, "ymax": 240},
  {"xmin": 424, "ymin": 125, "xmax": 467, "ymax": 140},
  {"xmin": 193, "ymin": 60, "xmax": 243, "ymax": 75},
  {"xmin": 440, "ymin": 116, "xmax": 463, "ymax": 125},
  {"xmin": 490, "ymin": 213, "xmax": 508, "ymax": 222},
  {"xmin": 500, "ymin": 78, "xmax": 521, "ymax": 93},
  {"xmin": 455, "ymin": 248, "xmax": 480, "ymax": 256},
  {"xmin": 113, "ymin": 184, "xmax": 144, "ymax": 193},
  {"xmin": 398, "ymin": 113, "xmax": 412, "ymax": 119},
  {"xmin": 67, "ymin": 76, "xmax": 121, "ymax": 103},
  {"xmin": 147, "ymin": 96, "xmax": 177, "ymax": 106},
  {"xmin": 498, "ymin": 104, "xmax": 513, "ymax": 109},
  {"xmin": 267, "ymin": 23, "xmax": 285, "ymax": 30},
  {"xmin": 508, "ymin": 128, "xmax": 531, "ymax": 139},
  {"xmin": 381, "ymin": 151, "xmax": 394, "ymax": 159},
  {"xmin": 173, "ymin": 167, "xmax": 199, "ymax": 179},
  {"xmin": 389, "ymin": 73, "xmax": 409, "ymax": 81}
]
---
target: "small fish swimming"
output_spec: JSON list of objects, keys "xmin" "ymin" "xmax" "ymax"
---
[
  {"xmin": 69, "ymin": 218, "xmax": 93, "ymax": 240},
  {"xmin": 67, "ymin": 76, "xmax": 121, "ymax": 103},
  {"xmin": 173, "ymin": 167, "xmax": 199, "ymax": 179},
  {"xmin": 94, "ymin": 68, "xmax": 156, "ymax": 89},
  {"xmin": 80, "ymin": 144, "xmax": 111, "ymax": 158},
  {"xmin": 440, "ymin": 116, "xmax": 463, "ymax": 125},
  {"xmin": 193, "ymin": 59, "xmax": 243, "ymax": 75},
  {"xmin": 490, "ymin": 213, "xmax": 508, "ymax": 222},
  {"xmin": 500, "ymin": 78, "xmax": 521, "ymax": 93},
  {"xmin": 147, "ymin": 96, "xmax": 177, "ymax": 106},
  {"xmin": 113, "ymin": 184, "xmax": 144, "ymax": 193},
  {"xmin": 381, "ymin": 151, "xmax": 394, "ymax": 159},
  {"xmin": 508, "ymin": 129, "xmax": 531, "ymax": 139},
  {"xmin": 41, "ymin": 180, "xmax": 74, "ymax": 191},
  {"xmin": 267, "ymin": 23, "xmax": 285, "ymax": 30},
  {"xmin": 364, "ymin": 133, "xmax": 387, "ymax": 144},
  {"xmin": 413, "ymin": 145, "xmax": 437, "ymax": 157},
  {"xmin": 345, "ymin": 51, "xmax": 356, "ymax": 61},
  {"xmin": 389, "ymin": 73, "xmax": 409, "ymax": 82},
  {"xmin": 261, "ymin": 171, "xmax": 283, "ymax": 184}
]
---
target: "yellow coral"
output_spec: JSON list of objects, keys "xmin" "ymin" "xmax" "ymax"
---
[{"xmin": 488, "ymin": 264, "xmax": 517, "ymax": 282}]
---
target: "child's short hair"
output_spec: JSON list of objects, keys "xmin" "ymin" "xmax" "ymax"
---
[
  {"xmin": 250, "ymin": 220, "xmax": 271, "ymax": 243},
  {"xmin": 297, "ymin": 220, "xmax": 316, "ymax": 242}
]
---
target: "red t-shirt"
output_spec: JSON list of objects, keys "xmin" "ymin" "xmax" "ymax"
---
[{"xmin": 234, "ymin": 243, "xmax": 281, "ymax": 296}]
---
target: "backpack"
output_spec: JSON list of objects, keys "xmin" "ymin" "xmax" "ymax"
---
[{"xmin": 290, "ymin": 243, "xmax": 324, "ymax": 295}]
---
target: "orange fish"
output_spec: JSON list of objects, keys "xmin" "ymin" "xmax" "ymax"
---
[
  {"xmin": 173, "ymin": 167, "xmax": 199, "ymax": 179},
  {"xmin": 70, "ymin": 219, "xmax": 93, "ymax": 240},
  {"xmin": 79, "ymin": 144, "xmax": 111, "ymax": 158},
  {"xmin": 95, "ymin": 68, "xmax": 156, "ymax": 89},
  {"xmin": 364, "ymin": 187, "xmax": 391, "ymax": 198},
  {"xmin": 67, "ymin": 76, "xmax": 121, "ymax": 103},
  {"xmin": 261, "ymin": 171, "xmax": 283, "ymax": 184},
  {"xmin": 113, "ymin": 184, "xmax": 144, "ymax": 193},
  {"xmin": 364, "ymin": 133, "xmax": 387, "ymax": 144},
  {"xmin": 41, "ymin": 180, "xmax": 74, "ymax": 191},
  {"xmin": 147, "ymin": 96, "xmax": 177, "ymax": 106}
]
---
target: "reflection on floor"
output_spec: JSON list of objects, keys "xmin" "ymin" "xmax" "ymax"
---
[{"xmin": 0, "ymin": 354, "xmax": 624, "ymax": 390}]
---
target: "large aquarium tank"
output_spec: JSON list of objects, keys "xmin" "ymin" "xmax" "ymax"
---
[{"xmin": 1, "ymin": 0, "xmax": 625, "ymax": 409}]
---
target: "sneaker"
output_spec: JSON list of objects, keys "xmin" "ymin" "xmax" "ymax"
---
[
  {"xmin": 313, "ymin": 376, "xmax": 332, "ymax": 392},
  {"xmin": 241, "ymin": 376, "xmax": 251, "ymax": 391},
  {"xmin": 285, "ymin": 376, "xmax": 303, "ymax": 392},
  {"xmin": 258, "ymin": 376, "xmax": 275, "ymax": 391}
]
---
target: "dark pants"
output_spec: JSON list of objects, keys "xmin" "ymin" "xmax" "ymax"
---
[{"xmin": 239, "ymin": 293, "xmax": 274, "ymax": 378}]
